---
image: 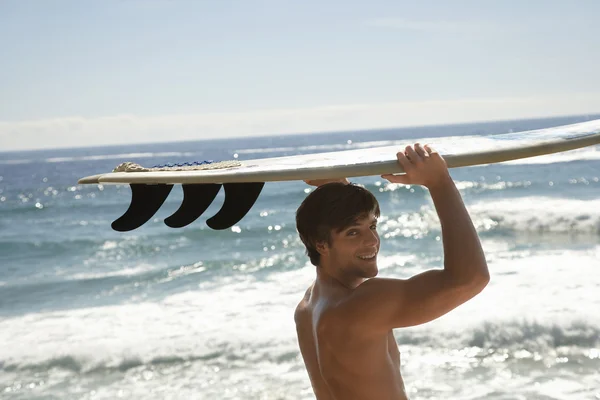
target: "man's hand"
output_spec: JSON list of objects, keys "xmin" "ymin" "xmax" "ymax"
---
[
  {"xmin": 304, "ymin": 178, "xmax": 350, "ymax": 187},
  {"xmin": 381, "ymin": 143, "xmax": 450, "ymax": 189}
]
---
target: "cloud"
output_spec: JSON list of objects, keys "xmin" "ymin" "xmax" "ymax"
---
[{"xmin": 1, "ymin": 94, "xmax": 600, "ymax": 151}]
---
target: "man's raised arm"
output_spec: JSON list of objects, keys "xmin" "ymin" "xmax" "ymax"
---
[
  {"xmin": 428, "ymin": 167, "xmax": 489, "ymax": 287},
  {"xmin": 338, "ymin": 144, "xmax": 489, "ymax": 333}
]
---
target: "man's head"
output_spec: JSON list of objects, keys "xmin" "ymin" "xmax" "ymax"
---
[{"xmin": 296, "ymin": 183, "xmax": 381, "ymax": 277}]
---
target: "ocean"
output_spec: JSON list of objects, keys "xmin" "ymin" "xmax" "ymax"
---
[{"xmin": 1, "ymin": 115, "xmax": 599, "ymax": 400}]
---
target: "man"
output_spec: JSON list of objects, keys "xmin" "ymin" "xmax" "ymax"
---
[{"xmin": 294, "ymin": 143, "xmax": 490, "ymax": 399}]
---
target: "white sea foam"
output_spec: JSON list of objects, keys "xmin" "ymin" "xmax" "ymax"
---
[
  {"xmin": 0, "ymin": 159, "xmax": 34, "ymax": 165},
  {"xmin": 380, "ymin": 197, "xmax": 600, "ymax": 237},
  {"xmin": 1, "ymin": 247, "xmax": 599, "ymax": 399},
  {"xmin": 45, "ymin": 152, "xmax": 196, "ymax": 163},
  {"xmin": 2, "ymin": 247, "xmax": 599, "ymax": 370},
  {"xmin": 101, "ymin": 240, "xmax": 118, "ymax": 250},
  {"xmin": 0, "ymin": 152, "xmax": 198, "ymax": 166},
  {"xmin": 66, "ymin": 263, "xmax": 157, "ymax": 281},
  {"xmin": 453, "ymin": 179, "xmax": 535, "ymax": 191},
  {"xmin": 234, "ymin": 146, "xmax": 299, "ymax": 155},
  {"xmin": 469, "ymin": 197, "xmax": 600, "ymax": 234}
]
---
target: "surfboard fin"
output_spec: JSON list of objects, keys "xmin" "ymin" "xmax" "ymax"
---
[
  {"xmin": 164, "ymin": 184, "xmax": 222, "ymax": 228},
  {"xmin": 111, "ymin": 184, "xmax": 173, "ymax": 232},
  {"xmin": 206, "ymin": 182, "xmax": 265, "ymax": 230}
]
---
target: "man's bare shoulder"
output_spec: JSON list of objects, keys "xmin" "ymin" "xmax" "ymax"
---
[
  {"xmin": 294, "ymin": 285, "xmax": 313, "ymax": 324},
  {"xmin": 330, "ymin": 278, "xmax": 408, "ymax": 330}
]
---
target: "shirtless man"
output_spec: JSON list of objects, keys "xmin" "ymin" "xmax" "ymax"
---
[{"xmin": 294, "ymin": 143, "xmax": 490, "ymax": 399}]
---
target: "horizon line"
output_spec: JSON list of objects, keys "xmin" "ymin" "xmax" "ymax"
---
[{"xmin": 2, "ymin": 112, "xmax": 599, "ymax": 155}]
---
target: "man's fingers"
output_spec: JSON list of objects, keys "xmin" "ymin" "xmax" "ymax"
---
[
  {"xmin": 405, "ymin": 146, "xmax": 422, "ymax": 164},
  {"xmin": 381, "ymin": 174, "xmax": 409, "ymax": 184},
  {"xmin": 385, "ymin": 144, "xmax": 447, "ymax": 186},
  {"xmin": 414, "ymin": 143, "xmax": 429, "ymax": 158},
  {"xmin": 424, "ymin": 144, "xmax": 445, "ymax": 163},
  {"xmin": 424, "ymin": 144, "xmax": 437, "ymax": 154},
  {"xmin": 396, "ymin": 151, "xmax": 412, "ymax": 171}
]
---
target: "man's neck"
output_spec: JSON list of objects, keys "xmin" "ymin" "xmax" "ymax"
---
[{"xmin": 316, "ymin": 265, "xmax": 366, "ymax": 290}]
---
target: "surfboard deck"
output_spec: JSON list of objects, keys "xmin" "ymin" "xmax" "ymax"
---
[
  {"xmin": 77, "ymin": 120, "xmax": 600, "ymax": 232},
  {"xmin": 79, "ymin": 119, "xmax": 600, "ymax": 185}
]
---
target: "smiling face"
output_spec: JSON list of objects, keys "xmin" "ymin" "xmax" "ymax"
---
[
  {"xmin": 296, "ymin": 182, "xmax": 381, "ymax": 269},
  {"xmin": 318, "ymin": 212, "xmax": 380, "ymax": 283}
]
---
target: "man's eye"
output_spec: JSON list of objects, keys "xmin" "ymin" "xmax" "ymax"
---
[
  {"xmin": 371, "ymin": 225, "xmax": 377, "ymax": 230},
  {"xmin": 347, "ymin": 231, "xmax": 357, "ymax": 236}
]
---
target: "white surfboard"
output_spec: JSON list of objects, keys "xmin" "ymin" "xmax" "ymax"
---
[
  {"xmin": 79, "ymin": 119, "xmax": 600, "ymax": 185},
  {"xmin": 78, "ymin": 119, "xmax": 600, "ymax": 232}
]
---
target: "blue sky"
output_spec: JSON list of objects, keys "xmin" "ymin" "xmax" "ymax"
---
[{"xmin": 1, "ymin": 0, "xmax": 599, "ymax": 150}]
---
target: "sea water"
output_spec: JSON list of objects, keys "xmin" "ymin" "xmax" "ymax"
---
[{"xmin": 1, "ymin": 115, "xmax": 599, "ymax": 399}]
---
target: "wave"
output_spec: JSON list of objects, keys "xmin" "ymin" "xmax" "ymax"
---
[
  {"xmin": 452, "ymin": 178, "xmax": 599, "ymax": 192},
  {"xmin": 0, "ymin": 159, "xmax": 34, "ymax": 165},
  {"xmin": 66, "ymin": 263, "xmax": 158, "ymax": 281},
  {"xmin": 2, "ymin": 318, "xmax": 598, "ymax": 375},
  {"xmin": 234, "ymin": 146, "xmax": 300, "ymax": 155},
  {"xmin": 468, "ymin": 320, "xmax": 600, "ymax": 349},
  {"xmin": 379, "ymin": 179, "xmax": 539, "ymax": 194},
  {"xmin": 0, "ymin": 350, "xmax": 242, "ymax": 374},
  {"xmin": 398, "ymin": 319, "xmax": 600, "ymax": 351},
  {"xmin": 0, "ymin": 152, "xmax": 197, "ymax": 165},
  {"xmin": 381, "ymin": 197, "xmax": 600, "ymax": 238},
  {"xmin": 470, "ymin": 197, "xmax": 600, "ymax": 235},
  {"xmin": 45, "ymin": 151, "xmax": 197, "ymax": 163}
]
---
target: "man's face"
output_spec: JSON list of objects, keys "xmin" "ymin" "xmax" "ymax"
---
[{"xmin": 322, "ymin": 212, "xmax": 380, "ymax": 279}]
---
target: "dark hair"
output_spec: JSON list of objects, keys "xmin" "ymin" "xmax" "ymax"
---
[{"xmin": 296, "ymin": 183, "xmax": 380, "ymax": 266}]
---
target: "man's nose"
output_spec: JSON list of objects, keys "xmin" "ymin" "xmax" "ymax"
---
[{"xmin": 365, "ymin": 230, "xmax": 379, "ymax": 246}]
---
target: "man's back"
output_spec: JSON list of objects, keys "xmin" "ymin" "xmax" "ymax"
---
[{"xmin": 295, "ymin": 281, "xmax": 407, "ymax": 400}]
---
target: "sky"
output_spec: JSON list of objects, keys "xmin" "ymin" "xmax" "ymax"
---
[{"xmin": 1, "ymin": 0, "xmax": 599, "ymax": 151}]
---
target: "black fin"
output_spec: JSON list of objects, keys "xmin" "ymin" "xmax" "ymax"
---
[
  {"xmin": 206, "ymin": 182, "xmax": 265, "ymax": 230},
  {"xmin": 111, "ymin": 184, "xmax": 173, "ymax": 232},
  {"xmin": 164, "ymin": 184, "xmax": 222, "ymax": 228}
]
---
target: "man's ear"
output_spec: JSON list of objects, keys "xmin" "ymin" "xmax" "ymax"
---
[{"xmin": 316, "ymin": 241, "xmax": 329, "ymax": 256}]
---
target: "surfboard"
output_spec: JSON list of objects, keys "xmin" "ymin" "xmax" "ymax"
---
[{"xmin": 78, "ymin": 119, "xmax": 600, "ymax": 232}]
